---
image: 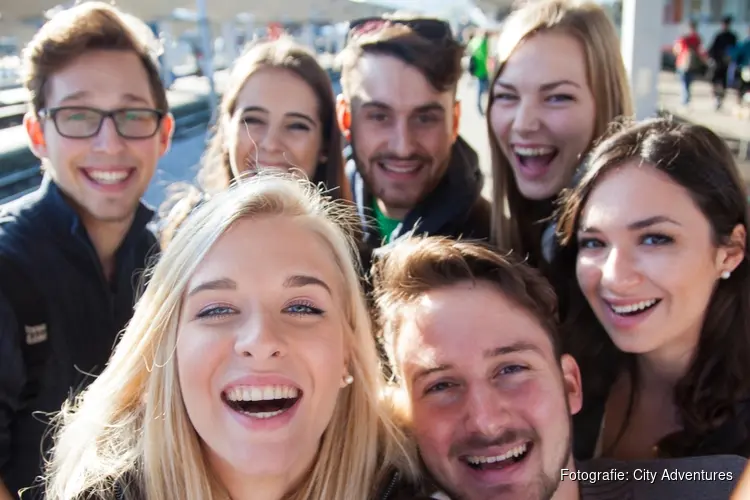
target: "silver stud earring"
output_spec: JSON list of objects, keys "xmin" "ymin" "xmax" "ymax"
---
[
  {"xmin": 721, "ymin": 271, "xmax": 731, "ymax": 280},
  {"xmin": 343, "ymin": 374, "xmax": 354, "ymax": 386}
]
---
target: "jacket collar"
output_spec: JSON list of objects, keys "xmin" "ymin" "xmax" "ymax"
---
[{"xmin": 346, "ymin": 135, "xmax": 483, "ymax": 247}]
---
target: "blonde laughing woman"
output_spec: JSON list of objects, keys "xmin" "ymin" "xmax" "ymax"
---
[{"xmin": 42, "ymin": 174, "xmax": 421, "ymax": 500}]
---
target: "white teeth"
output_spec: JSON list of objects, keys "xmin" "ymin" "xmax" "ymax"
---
[
  {"xmin": 87, "ymin": 170, "xmax": 131, "ymax": 184},
  {"xmin": 513, "ymin": 146, "xmax": 555, "ymax": 157},
  {"xmin": 225, "ymin": 385, "xmax": 299, "ymax": 402},
  {"xmin": 610, "ymin": 299, "xmax": 658, "ymax": 314},
  {"xmin": 466, "ymin": 443, "xmax": 528, "ymax": 465},
  {"xmin": 379, "ymin": 161, "xmax": 421, "ymax": 173},
  {"xmin": 242, "ymin": 409, "xmax": 285, "ymax": 419}
]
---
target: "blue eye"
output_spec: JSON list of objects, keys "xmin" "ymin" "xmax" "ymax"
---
[
  {"xmin": 285, "ymin": 302, "xmax": 324, "ymax": 317},
  {"xmin": 498, "ymin": 365, "xmax": 527, "ymax": 376},
  {"xmin": 642, "ymin": 234, "xmax": 674, "ymax": 246},
  {"xmin": 578, "ymin": 237, "xmax": 604, "ymax": 250},
  {"xmin": 196, "ymin": 305, "xmax": 236, "ymax": 319},
  {"xmin": 425, "ymin": 381, "xmax": 456, "ymax": 394}
]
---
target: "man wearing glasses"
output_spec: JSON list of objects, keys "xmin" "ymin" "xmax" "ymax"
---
[
  {"xmin": 336, "ymin": 15, "xmax": 491, "ymax": 280},
  {"xmin": 0, "ymin": 3, "xmax": 173, "ymax": 498}
]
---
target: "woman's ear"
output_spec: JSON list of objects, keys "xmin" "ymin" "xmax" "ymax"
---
[{"xmin": 716, "ymin": 223, "xmax": 747, "ymax": 278}]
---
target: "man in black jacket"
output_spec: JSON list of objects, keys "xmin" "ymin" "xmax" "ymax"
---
[
  {"xmin": 336, "ymin": 16, "xmax": 491, "ymax": 277},
  {"xmin": 0, "ymin": 3, "xmax": 173, "ymax": 498}
]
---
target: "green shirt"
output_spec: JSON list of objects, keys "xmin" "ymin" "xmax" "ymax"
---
[{"xmin": 373, "ymin": 199, "xmax": 401, "ymax": 244}]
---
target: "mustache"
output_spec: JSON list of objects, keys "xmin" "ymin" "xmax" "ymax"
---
[
  {"xmin": 449, "ymin": 428, "xmax": 538, "ymax": 458},
  {"xmin": 370, "ymin": 153, "xmax": 431, "ymax": 164}
]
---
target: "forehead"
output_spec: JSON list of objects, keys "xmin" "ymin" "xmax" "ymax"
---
[
  {"xmin": 189, "ymin": 216, "xmax": 343, "ymax": 293},
  {"xmin": 235, "ymin": 67, "xmax": 319, "ymax": 116},
  {"xmin": 349, "ymin": 53, "xmax": 453, "ymax": 111},
  {"xmin": 46, "ymin": 49, "xmax": 155, "ymax": 107},
  {"xmin": 580, "ymin": 162, "xmax": 704, "ymax": 228},
  {"xmin": 397, "ymin": 282, "xmax": 555, "ymax": 369},
  {"xmin": 500, "ymin": 31, "xmax": 588, "ymax": 88}
]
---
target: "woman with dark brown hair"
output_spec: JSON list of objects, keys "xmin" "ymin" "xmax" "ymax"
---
[
  {"xmin": 160, "ymin": 37, "xmax": 351, "ymax": 246},
  {"xmin": 554, "ymin": 117, "xmax": 750, "ymax": 460}
]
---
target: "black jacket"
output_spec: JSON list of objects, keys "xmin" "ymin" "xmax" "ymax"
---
[
  {"xmin": 347, "ymin": 136, "xmax": 491, "ymax": 279},
  {"xmin": 0, "ymin": 176, "xmax": 158, "ymax": 499}
]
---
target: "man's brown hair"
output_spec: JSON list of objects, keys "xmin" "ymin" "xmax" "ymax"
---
[
  {"xmin": 22, "ymin": 1, "xmax": 168, "ymax": 115},
  {"xmin": 338, "ymin": 17, "xmax": 464, "ymax": 97},
  {"xmin": 372, "ymin": 236, "xmax": 562, "ymax": 381}
]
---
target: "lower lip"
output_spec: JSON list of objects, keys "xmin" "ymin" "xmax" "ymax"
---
[
  {"xmin": 513, "ymin": 153, "xmax": 557, "ymax": 181},
  {"xmin": 602, "ymin": 301, "xmax": 660, "ymax": 330},
  {"xmin": 81, "ymin": 168, "xmax": 136, "ymax": 193},
  {"xmin": 463, "ymin": 445, "xmax": 533, "ymax": 485},
  {"xmin": 224, "ymin": 397, "xmax": 302, "ymax": 432},
  {"xmin": 376, "ymin": 161, "xmax": 423, "ymax": 181}
]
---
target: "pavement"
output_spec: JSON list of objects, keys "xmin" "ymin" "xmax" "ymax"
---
[{"xmin": 657, "ymin": 70, "xmax": 750, "ymax": 173}]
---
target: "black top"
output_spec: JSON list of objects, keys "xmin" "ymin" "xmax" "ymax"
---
[
  {"xmin": 574, "ymin": 391, "xmax": 750, "ymax": 460},
  {"xmin": 0, "ymin": 176, "xmax": 158, "ymax": 499}
]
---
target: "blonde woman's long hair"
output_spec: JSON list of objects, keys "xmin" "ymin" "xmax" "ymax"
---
[
  {"xmin": 489, "ymin": 0, "xmax": 634, "ymax": 265},
  {"xmin": 44, "ymin": 173, "xmax": 418, "ymax": 500}
]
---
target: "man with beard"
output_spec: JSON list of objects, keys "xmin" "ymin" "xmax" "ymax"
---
[
  {"xmin": 373, "ymin": 236, "xmax": 745, "ymax": 500},
  {"xmin": 336, "ymin": 16, "xmax": 491, "ymax": 277},
  {"xmin": 0, "ymin": 3, "xmax": 173, "ymax": 498}
]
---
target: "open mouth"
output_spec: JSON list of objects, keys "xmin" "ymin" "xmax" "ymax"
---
[
  {"xmin": 513, "ymin": 146, "xmax": 558, "ymax": 177},
  {"xmin": 222, "ymin": 385, "xmax": 303, "ymax": 420},
  {"xmin": 376, "ymin": 160, "xmax": 424, "ymax": 176},
  {"xmin": 607, "ymin": 298, "xmax": 661, "ymax": 317},
  {"xmin": 81, "ymin": 168, "xmax": 135, "ymax": 186},
  {"xmin": 463, "ymin": 442, "xmax": 532, "ymax": 472}
]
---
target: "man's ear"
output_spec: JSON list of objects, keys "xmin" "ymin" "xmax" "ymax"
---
[
  {"xmin": 24, "ymin": 112, "xmax": 48, "ymax": 160},
  {"xmin": 452, "ymin": 99, "xmax": 461, "ymax": 143},
  {"xmin": 336, "ymin": 93, "xmax": 352, "ymax": 142},
  {"xmin": 560, "ymin": 354, "xmax": 583, "ymax": 416},
  {"xmin": 158, "ymin": 113, "xmax": 175, "ymax": 156}
]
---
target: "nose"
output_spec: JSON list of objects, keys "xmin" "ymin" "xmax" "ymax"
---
[
  {"xmin": 600, "ymin": 247, "xmax": 642, "ymax": 292},
  {"xmin": 511, "ymin": 99, "xmax": 541, "ymax": 135},
  {"xmin": 91, "ymin": 116, "xmax": 126, "ymax": 154},
  {"xmin": 233, "ymin": 307, "xmax": 287, "ymax": 360},
  {"xmin": 464, "ymin": 385, "xmax": 510, "ymax": 437},
  {"xmin": 387, "ymin": 118, "xmax": 415, "ymax": 158},
  {"xmin": 258, "ymin": 123, "xmax": 284, "ymax": 156}
]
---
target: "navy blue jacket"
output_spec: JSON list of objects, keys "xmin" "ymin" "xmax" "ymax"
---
[{"xmin": 0, "ymin": 176, "xmax": 158, "ymax": 498}]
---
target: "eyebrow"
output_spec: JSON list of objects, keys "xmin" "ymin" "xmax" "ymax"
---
[
  {"xmin": 57, "ymin": 91, "xmax": 152, "ymax": 106},
  {"xmin": 240, "ymin": 106, "xmax": 317, "ymax": 126},
  {"xmin": 495, "ymin": 79, "xmax": 581, "ymax": 92},
  {"xmin": 187, "ymin": 277, "xmax": 237, "ymax": 297},
  {"xmin": 361, "ymin": 100, "xmax": 446, "ymax": 114},
  {"xmin": 580, "ymin": 215, "xmax": 682, "ymax": 233},
  {"xmin": 411, "ymin": 341, "xmax": 544, "ymax": 384},
  {"xmin": 283, "ymin": 274, "xmax": 332, "ymax": 296}
]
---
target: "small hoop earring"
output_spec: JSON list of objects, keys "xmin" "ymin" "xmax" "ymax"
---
[{"xmin": 721, "ymin": 271, "xmax": 731, "ymax": 280}]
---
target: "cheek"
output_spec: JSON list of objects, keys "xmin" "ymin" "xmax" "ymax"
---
[
  {"xmin": 489, "ymin": 105, "xmax": 512, "ymax": 144},
  {"xmin": 176, "ymin": 328, "xmax": 227, "ymax": 402},
  {"xmin": 231, "ymin": 131, "xmax": 257, "ymax": 170},
  {"xmin": 576, "ymin": 257, "xmax": 601, "ymax": 296},
  {"xmin": 410, "ymin": 401, "xmax": 454, "ymax": 455},
  {"xmin": 291, "ymin": 137, "xmax": 323, "ymax": 178},
  {"xmin": 549, "ymin": 108, "xmax": 595, "ymax": 153}
]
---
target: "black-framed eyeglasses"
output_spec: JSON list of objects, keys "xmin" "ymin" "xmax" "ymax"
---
[
  {"xmin": 38, "ymin": 106, "xmax": 165, "ymax": 139},
  {"xmin": 346, "ymin": 17, "xmax": 453, "ymax": 45}
]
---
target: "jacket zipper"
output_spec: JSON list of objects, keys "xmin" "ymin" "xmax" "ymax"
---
[{"xmin": 381, "ymin": 470, "xmax": 399, "ymax": 500}]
